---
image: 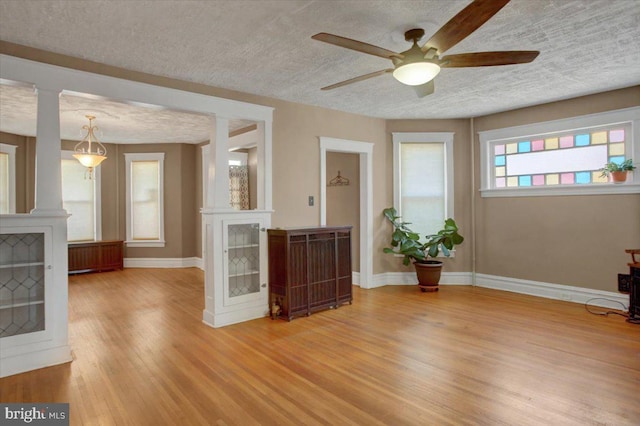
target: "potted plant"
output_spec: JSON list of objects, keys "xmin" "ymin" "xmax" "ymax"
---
[
  {"xmin": 599, "ymin": 159, "xmax": 636, "ymax": 183},
  {"xmin": 383, "ymin": 207, "xmax": 464, "ymax": 292}
]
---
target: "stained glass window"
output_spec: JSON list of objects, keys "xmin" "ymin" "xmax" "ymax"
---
[{"xmin": 490, "ymin": 124, "xmax": 631, "ymax": 189}]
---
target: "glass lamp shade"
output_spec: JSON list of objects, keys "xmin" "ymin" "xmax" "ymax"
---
[
  {"xmin": 393, "ymin": 62, "xmax": 441, "ymax": 86},
  {"xmin": 73, "ymin": 153, "xmax": 107, "ymax": 169}
]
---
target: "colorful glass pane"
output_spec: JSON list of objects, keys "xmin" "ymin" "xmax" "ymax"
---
[
  {"xmin": 560, "ymin": 136, "xmax": 573, "ymax": 148},
  {"xmin": 532, "ymin": 175, "xmax": 545, "ymax": 186},
  {"xmin": 575, "ymin": 134, "xmax": 590, "ymax": 146},
  {"xmin": 592, "ymin": 171, "xmax": 608, "ymax": 183},
  {"xmin": 545, "ymin": 138, "xmax": 559, "ymax": 150},
  {"xmin": 531, "ymin": 140, "xmax": 544, "ymax": 151},
  {"xmin": 518, "ymin": 141, "xmax": 531, "ymax": 153},
  {"xmin": 575, "ymin": 171, "xmax": 590, "ymax": 184},
  {"xmin": 561, "ymin": 173, "xmax": 574, "ymax": 184},
  {"xmin": 490, "ymin": 123, "xmax": 630, "ymax": 190},
  {"xmin": 592, "ymin": 131, "xmax": 607, "ymax": 144},
  {"xmin": 609, "ymin": 143, "xmax": 625, "ymax": 156},
  {"xmin": 519, "ymin": 176, "xmax": 532, "ymax": 186},
  {"xmin": 609, "ymin": 156, "xmax": 625, "ymax": 165},
  {"xmin": 609, "ymin": 129, "xmax": 624, "ymax": 142}
]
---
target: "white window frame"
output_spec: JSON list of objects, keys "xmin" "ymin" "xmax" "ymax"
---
[
  {"xmin": 392, "ymin": 131, "xmax": 455, "ymax": 233},
  {"xmin": 125, "ymin": 152, "xmax": 165, "ymax": 247},
  {"xmin": 61, "ymin": 150, "xmax": 102, "ymax": 241},
  {"xmin": 0, "ymin": 143, "xmax": 17, "ymax": 214},
  {"xmin": 479, "ymin": 107, "xmax": 640, "ymax": 198}
]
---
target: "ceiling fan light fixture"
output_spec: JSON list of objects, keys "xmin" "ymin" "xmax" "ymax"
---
[{"xmin": 393, "ymin": 61, "xmax": 441, "ymax": 86}]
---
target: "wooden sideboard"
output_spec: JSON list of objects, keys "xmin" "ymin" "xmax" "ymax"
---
[
  {"xmin": 268, "ymin": 226, "xmax": 352, "ymax": 321},
  {"xmin": 68, "ymin": 240, "xmax": 124, "ymax": 274}
]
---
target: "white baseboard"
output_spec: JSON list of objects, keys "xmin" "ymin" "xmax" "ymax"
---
[
  {"xmin": 122, "ymin": 262, "xmax": 627, "ymax": 311},
  {"xmin": 0, "ymin": 345, "xmax": 72, "ymax": 378},
  {"xmin": 124, "ymin": 257, "xmax": 202, "ymax": 269},
  {"xmin": 369, "ymin": 271, "xmax": 473, "ymax": 288},
  {"xmin": 362, "ymin": 271, "xmax": 627, "ymax": 311},
  {"xmin": 202, "ymin": 306, "xmax": 269, "ymax": 328},
  {"xmin": 475, "ymin": 273, "xmax": 629, "ymax": 310}
]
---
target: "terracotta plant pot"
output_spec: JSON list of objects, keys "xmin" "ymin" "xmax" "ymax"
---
[
  {"xmin": 414, "ymin": 260, "xmax": 443, "ymax": 292},
  {"xmin": 610, "ymin": 171, "xmax": 628, "ymax": 183}
]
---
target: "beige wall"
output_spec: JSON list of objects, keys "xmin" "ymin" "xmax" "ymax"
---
[
  {"xmin": 2, "ymin": 41, "xmax": 638, "ymax": 293},
  {"xmin": 114, "ymin": 143, "xmax": 197, "ymax": 259},
  {"xmin": 326, "ymin": 152, "xmax": 360, "ymax": 272},
  {"xmin": 473, "ymin": 87, "xmax": 640, "ymax": 292},
  {"xmin": 13, "ymin": 138, "xmax": 199, "ymax": 259}
]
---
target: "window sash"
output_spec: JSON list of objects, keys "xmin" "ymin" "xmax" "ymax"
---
[
  {"xmin": 61, "ymin": 158, "xmax": 97, "ymax": 241},
  {"xmin": 479, "ymin": 107, "xmax": 640, "ymax": 198},
  {"xmin": 0, "ymin": 144, "xmax": 17, "ymax": 214},
  {"xmin": 125, "ymin": 153, "xmax": 165, "ymax": 247},
  {"xmin": 392, "ymin": 132, "xmax": 454, "ymax": 239},
  {"xmin": 0, "ymin": 152, "xmax": 9, "ymax": 214},
  {"xmin": 131, "ymin": 160, "xmax": 160, "ymax": 240},
  {"xmin": 488, "ymin": 124, "xmax": 631, "ymax": 189},
  {"xmin": 400, "ymin": 143, "xmax": 445, "ymax": 236}
]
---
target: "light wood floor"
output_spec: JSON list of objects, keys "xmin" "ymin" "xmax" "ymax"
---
[{"xmin": 1, "ymin": 268, "xmax": 639, "ymax": 425}]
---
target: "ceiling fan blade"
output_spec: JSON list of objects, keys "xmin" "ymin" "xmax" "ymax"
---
[
  {"xmin": 321, "ymin": 69, "xmax": 394, "ymax": 91},
  {"xmin": 312, "ymin": 33, "xmax": 399, "ymax": 60},
  {"xmin": 413, "ymin": 80, "xmax": 435, "ymax": 98},
  {"xmin": 440, "ymin": 51, "xmax": 540, "ymax": 67},
  {"xmin": 423, "ymin": 0, "xmax": 511, "ymax": 54}
]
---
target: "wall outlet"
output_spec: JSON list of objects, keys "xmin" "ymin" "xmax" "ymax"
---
[{"xmin": 308, "ymin": 196, "xmax": 314, "ymax": 206}]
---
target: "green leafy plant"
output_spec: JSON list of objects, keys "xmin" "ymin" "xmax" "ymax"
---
[
  {"xmin": 382, "ymin": 207, "xmax": 464, "ymax": 266},
  {"xmin": 599, "ymin": 158, "xmax": 636, "ymax": 177}
]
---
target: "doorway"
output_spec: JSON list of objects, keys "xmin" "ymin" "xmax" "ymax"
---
[{"xmin": 319, "ymin": 137, "xmax": 373, "ymax": 289}]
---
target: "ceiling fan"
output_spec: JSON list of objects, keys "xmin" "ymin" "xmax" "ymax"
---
[{"xmin": 311, "ymin": 0, "xmax": 539, "ymax": 97}]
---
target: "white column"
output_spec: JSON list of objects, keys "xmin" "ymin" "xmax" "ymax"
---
[
  {"xmin": 31, "ymin": 86, "xmax": 66, "ymax": 215},
  {"xmin": 207, "ymin": 115, "xmax": 232, "ymax": 210},
  {"xmin": 256, "ymin": 121, "xmax": 273, "ymax": 211}
]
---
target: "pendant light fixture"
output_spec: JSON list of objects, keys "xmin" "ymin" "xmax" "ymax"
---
[{"xmin": 73, "ymin": 115, "xmax": 107, "ymax": 179}]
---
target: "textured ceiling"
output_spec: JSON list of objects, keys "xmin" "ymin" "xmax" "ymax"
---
[
  {"xmin": 0, "ymin": 84, "xmax": 253, "ymax": 143},
  {"xmin": 1, "ymin": 0, "xmax": 639, "ymax": 143}
]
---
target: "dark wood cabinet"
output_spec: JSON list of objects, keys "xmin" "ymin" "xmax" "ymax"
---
[
  {"xmin": 68, "ymin": 240, "xmax": 124, "ymax": 274},
  {"xmin": 268, "ymin": 226, "xmax": 352, "ymax": 320}
]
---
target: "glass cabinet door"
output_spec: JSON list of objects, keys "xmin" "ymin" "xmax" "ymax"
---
[
  {"xmin": 0, "ymin": 233, "xmax": 46, "ymax": 338},
  {"xmin": 224, "ymin": 221, "xmax": 264, "ymax": 305}
]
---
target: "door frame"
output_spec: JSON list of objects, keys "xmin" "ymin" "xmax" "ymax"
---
[{"xmin": 319, "ymin": 137, "xmax": 373, "ymax": 289}]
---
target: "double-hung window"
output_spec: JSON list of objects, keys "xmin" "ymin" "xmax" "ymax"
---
[
  {"xmin": 125, "ymin": 153, "xmax": 165, "ymax": 247},
  {"xmin": 61, "ymin": 151, "xmax": 101, "ymax": 241},
  {"xmin": 392, "ymin": 132, "xmax": 454, "ymax": 239},
  {"xmin": 479, "ymin": 107, "xmax": 640, "ymax": 197},
  {"xmin": 0, "ymin": 143, "xmax": 17, "ymax": 214}
]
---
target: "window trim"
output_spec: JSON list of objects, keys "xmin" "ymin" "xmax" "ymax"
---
[
  {"xmin": 392, "ymin": 131, "xmax": 455, "ymax": 230},
  {"xmin": 124, "ymin": 152, "xmax": 165, "ymax": 247},
  {"xmin": 61, "ymin": 150, "xmax": 102, "ymax": 241},
  {"xmin": 478, "ymin": 107, "xmax": 640, "ymax": 198},
  {"xmin": 0, "ymin": 143, "xmax": 17, "ymax": 214}
]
